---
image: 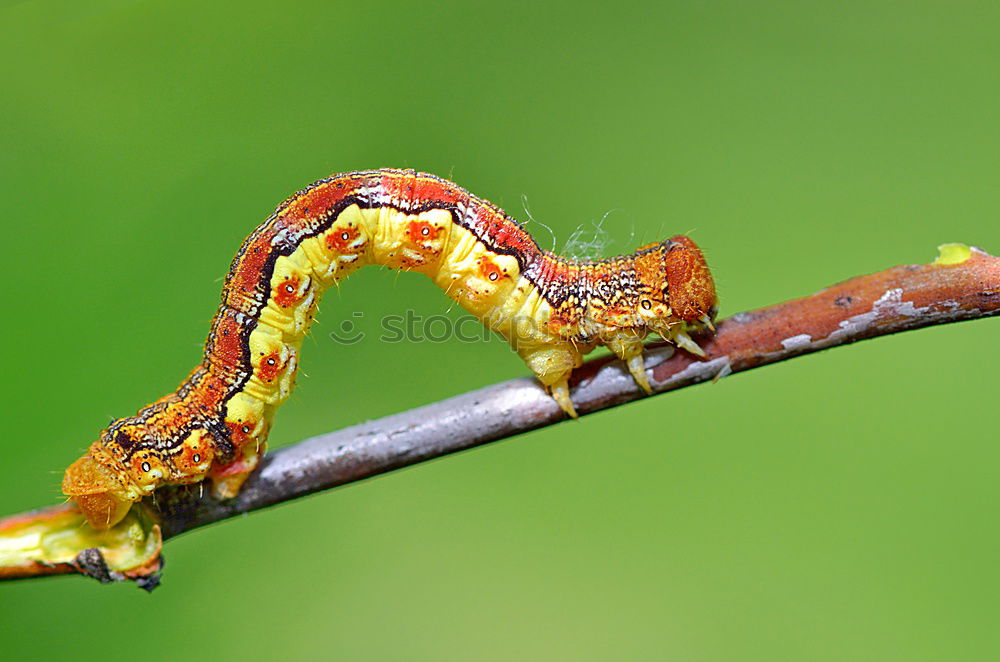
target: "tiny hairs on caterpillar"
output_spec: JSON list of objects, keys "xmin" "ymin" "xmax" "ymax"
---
[{"xmin": 62, "ymin": 169, "xmax": 718, "ymax": 529}]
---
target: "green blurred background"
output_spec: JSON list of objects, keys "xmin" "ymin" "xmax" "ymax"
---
[{"xmin": 1, "ymin": 1, "xmax": 997, "ymax": 659}]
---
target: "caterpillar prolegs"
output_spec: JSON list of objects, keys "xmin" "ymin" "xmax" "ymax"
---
[{"xmin": 62, "ymin": 169, "xmax": 718, "ymax": 529}]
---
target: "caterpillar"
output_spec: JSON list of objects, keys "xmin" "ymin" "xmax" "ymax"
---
[{"xmin": 62, "ymin": 169, "xmax": 718, "ymax": 529}]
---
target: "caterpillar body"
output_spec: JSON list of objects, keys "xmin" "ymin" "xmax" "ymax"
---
[{"xmin": 62, "ymin": 169, "xmax": 718, "ymax": 529}]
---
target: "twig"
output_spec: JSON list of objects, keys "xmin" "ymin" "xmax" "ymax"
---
[{"xmin": 2, "ymin": 243, "xmax": 997, "ymax": 585}]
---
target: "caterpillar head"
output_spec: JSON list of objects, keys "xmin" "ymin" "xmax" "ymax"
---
[
  {"xmin": 634, "ymin": 235, "xmax": 718, "ymax": 346},
  {"xmin": 662, "ymin": 235, "xmax": 717, "ymax": 326},
  {"xmin": 62, "ymin": 450, "xmax": 136, "ymax": 530}
]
